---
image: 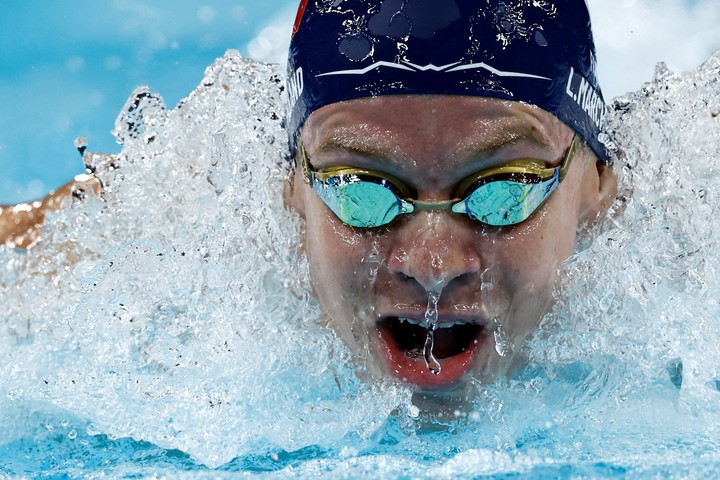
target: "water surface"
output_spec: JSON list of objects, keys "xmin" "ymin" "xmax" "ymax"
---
[{"xmin": 1, "ymin": 50, "xmax": 719, "ymax": 478}]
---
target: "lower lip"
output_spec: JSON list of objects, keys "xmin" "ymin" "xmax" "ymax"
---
[{"xmin": 376, "ymin": 324, "xmax": 484, "ymax": 390}]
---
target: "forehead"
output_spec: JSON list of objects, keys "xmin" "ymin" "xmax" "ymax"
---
[{"xmin": 300, "ymin": 95, "xmax": 573, "ymax": 165}]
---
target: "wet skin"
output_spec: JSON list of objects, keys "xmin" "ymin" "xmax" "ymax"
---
[
  {"xmin": 0, "ymin": 174, "xmax": 101, "ymax": 249},
  {"xmin": 286, "ymin": 95, "xmax": 617, "ymax": 393}
]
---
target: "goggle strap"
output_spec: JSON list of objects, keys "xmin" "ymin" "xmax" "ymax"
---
[
  {"xmin": 558, "ymin": 134, "xmax": 580, "ymax": 182},
  {"xmin": 301, "ymin": 145, "xmax": 313, "ymax": 185}
]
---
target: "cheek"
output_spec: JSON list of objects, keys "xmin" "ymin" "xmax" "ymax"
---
[
  {"xmin": 302, "ymin": 194, "xmax": 376, "ymax": 310},
  {"xmin": 482, "ymin": 202, "xmax": 580, "ymax": 343},
  {"xmin": 492, "ymin": 185, "xmax": 583, "ymax": 293}
]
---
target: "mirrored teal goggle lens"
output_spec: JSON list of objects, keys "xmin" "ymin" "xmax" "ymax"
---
[
  {"xmin": 451, "ymin": 175, "xmax": 559, "ymax": 226},
  {"xmin": 312, "ymin": 173, "xmax": 559, "ymax": 228},
  {"xmin": 313, "ymin": 176, "xmax": 412, "ymax": 228}
]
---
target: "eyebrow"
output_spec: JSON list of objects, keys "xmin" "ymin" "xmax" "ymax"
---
[
  {"xmin": 311, "ymin": 122, "xmax": 555, "ymax": 164},
  {"xmin": 313, "ymin": 132, "xmax": 412, "ymax": 162},
  {"xmin": 452, "ymin": 122, "xmax": 556, "ymax": 161}
]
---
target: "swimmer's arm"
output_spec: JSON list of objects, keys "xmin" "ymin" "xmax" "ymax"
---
[{"xmin": 0, "ymin": 174, "xmax": 100, "ymax": 249}]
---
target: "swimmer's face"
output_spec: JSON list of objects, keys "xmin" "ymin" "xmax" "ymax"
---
[{"xmin": 286, "ymin": 95, "xmax": 617, "ymax": 391}]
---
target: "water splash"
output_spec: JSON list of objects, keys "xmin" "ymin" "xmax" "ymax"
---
[
  {"xmin": 1, "ymin": 50, "xmax": 720, "ymax": 477},
  {"xmin": 0, "ymin": 51, "xmax": 413, "ymax": 469},
  {"xmin": 422, "ymin": 290, "xmax": 441, "ymax": 375}
]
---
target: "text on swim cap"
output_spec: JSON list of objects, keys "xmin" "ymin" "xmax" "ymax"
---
[
  {"xmin": 565, "ymin": 67, "xmax": 606, "ymax": 128},
  {"xmin": 288, "ymin": 67, "xmax": 304, "ymax": 110}
]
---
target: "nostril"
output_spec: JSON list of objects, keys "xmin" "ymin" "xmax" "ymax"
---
[
  {"xmin": 398, "ymin": 272, "xmax": 413, "ymax": 282},
  {"xmin": 386, "ymin": 218, "xmax": 484, "ymax": 292},
  {"xmin": 453, "ymin": 271, "xmax": 478, "ymax": 288},
  {"xmin": 390, "ymin": 250, "xmax": 484, "ymax": 293}
]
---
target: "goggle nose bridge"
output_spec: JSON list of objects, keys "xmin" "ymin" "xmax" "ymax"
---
[{"xmin": 409, "ymin": 199, "xmax": 459, "ymax": 212}]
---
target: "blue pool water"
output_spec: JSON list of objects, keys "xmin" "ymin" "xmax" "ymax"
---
[{"xmin": 1, "ymin": 49, "xmax": 719, "ymax": 477}]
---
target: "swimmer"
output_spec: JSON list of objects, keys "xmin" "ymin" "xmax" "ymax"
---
[
  {"xmin": 284, "ymin": 0, "xmax": 617, "ymax": 392},
  {"xmin": 1, "ymin": 0, "xmax": 618, "ymax": 393}
]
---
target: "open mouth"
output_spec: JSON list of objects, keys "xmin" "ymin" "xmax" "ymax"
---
[{"xmin": 377, "ymin": 316, "xmax": 486, "ymax": 389}]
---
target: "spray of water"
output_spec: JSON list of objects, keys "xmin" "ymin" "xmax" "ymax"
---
[
  {"xmin": 0, "ymin": 52, "xmax": 413, "ymax": 469},
  {"xmin": 1, "ymin": 50, "xmax": 719, "ymax": 477}
]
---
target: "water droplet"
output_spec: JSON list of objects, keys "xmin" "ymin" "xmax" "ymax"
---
[
  {"xmin": 423, "ymin": 325, "xmax": 441, "ymax": 375},
  {"xmin": 493, "ymin": 318, "xmax": 512, "ymax": 357},
  {"xmin": 112, "ymin": 87, "xmax": 167, "ymax": 145},
  {"xmin": 338, "ymin": 34, "xmax": 374, "ymax": 62},
  {"xmin": 422, "ymin": 291, "xmax": 442, "ymax": 375},
  {"xmin": 425, "ymin": 290, "xmax": 440, "ymax": 325},
  {"xmin": 74, "ymin": 137, "xmax": 87, "ymax": 156}
]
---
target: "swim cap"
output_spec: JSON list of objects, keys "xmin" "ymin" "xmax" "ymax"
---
[{"xmin": 287, "ymin": 0, "xmax": 610, "ymax": 164}]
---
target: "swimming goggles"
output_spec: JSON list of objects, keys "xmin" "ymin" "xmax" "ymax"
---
[{"xmin": 302, "ymin": 134, "xmax": 580, "ymax": 228}]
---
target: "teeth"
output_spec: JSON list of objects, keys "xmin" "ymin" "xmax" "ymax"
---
[
  {"xmin": 398, "ymin": 317, "xmax": 427, "ymax": 327},
  {"xmin": 397, "ymin": 318, "xmax": 468, "ymax": 329},
  {"xmin": 436, "ymin": 320, "xmax": 468, "ymax": 329}
]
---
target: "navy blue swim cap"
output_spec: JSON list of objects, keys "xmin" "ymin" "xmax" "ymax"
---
[{"xmin": 287, "ymin": 0, "xmax": 610, "ymax": 163}]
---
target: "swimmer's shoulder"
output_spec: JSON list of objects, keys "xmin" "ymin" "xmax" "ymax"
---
[
  {"xmin": 0, "ymin": 200, "xmax": 45, "ymax": 249},
  {"xmin": 0, "ymin": 174, "xmax": 101, "ymax": 249}
]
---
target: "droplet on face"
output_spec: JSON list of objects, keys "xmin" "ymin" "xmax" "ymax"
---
[
  {"xmin": 493, "ymin": 318, "xmax": 512, "ymax": 357},
  {"xmin": 422, "ymin": 291, "xmax": 442, "ymax": 375}
]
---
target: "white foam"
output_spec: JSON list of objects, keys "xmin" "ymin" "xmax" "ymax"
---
[{"xmin": 0, "ymin": 51, "xmax": 411, "ymax": 468}]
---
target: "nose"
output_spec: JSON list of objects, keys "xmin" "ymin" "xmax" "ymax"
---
[{"xmin": 386, "ymin": 211, "xmax": 483, "ymax": 293}]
